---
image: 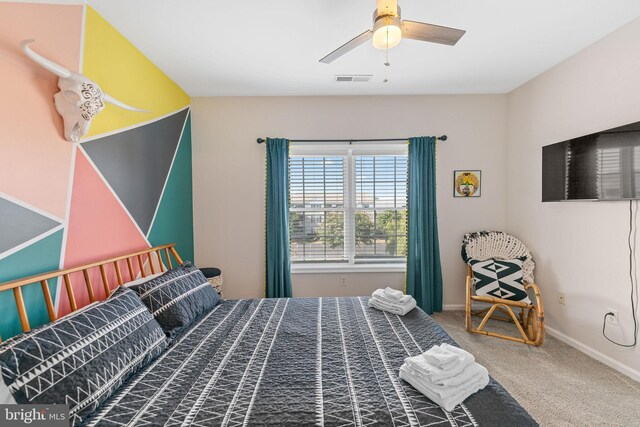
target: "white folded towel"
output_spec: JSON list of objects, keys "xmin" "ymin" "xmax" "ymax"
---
[
  {"xmin": 372, "ymin": 289, "xmax": 413, "ymax": 305},
  {"xmin": 423, "ymin": 343, "xmax": 475, "ymax": 369},
  {"xmin": 368, "ymin": 296, "xmax": 417, "ymax": 315},
  {"xmin": 404, "ymin": 347, "xmax": 474, "ymax": 381},
  {"xmin": 405, "ymin": 359, "xmax": 488, "ymax": 388},
  {"xmin": 399, "ymin": 364, "xmax": 489, "ymax": 412},
  {"xmin": 383, "ymin": 287, "xmax": 404, "ymax": 301}
]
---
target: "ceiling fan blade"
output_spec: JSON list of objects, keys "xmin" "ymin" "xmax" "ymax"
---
[
  {"xmin": 319, "ymin": 30, "xmax": 373, "ymax": 64},
  {"xmin": 377, "ymin": 0, "xmax": 398, "ymax": 16},
  {"xmin": 401, "ymin": 20, "xmax": 465, "ymax": 46}
]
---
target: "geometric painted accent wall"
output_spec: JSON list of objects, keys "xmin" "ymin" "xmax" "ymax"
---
[
  {"xmin": 82, "ymin": 109, "xmax": 189, "ymax": 235},
  {"xmin": 0, "ymin": 4, "xmax": 192, "ymax": 340},
  {"xmin": 148, "ymin": 114, "xmax": 195, "ymax": 261},
  {"xmin": 0, "ymin": 230, "xmax": 63, "ymax": 339}
]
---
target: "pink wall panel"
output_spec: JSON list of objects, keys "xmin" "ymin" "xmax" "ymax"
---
[
  {"xmin": 0, "ymin": 3, "xmax": 83, "ymax": 219},
  {"xmin": 59, "ymin": 149, "xmax": 149, "ymax": 315}
]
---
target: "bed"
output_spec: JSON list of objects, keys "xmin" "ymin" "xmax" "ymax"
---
[{"xmin": 0, "ymin": 245, "xmax": 537, "ymax": 427}]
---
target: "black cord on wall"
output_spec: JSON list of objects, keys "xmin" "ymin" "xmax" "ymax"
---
[{"xmin": 602, "ymin": 199, "xmax": 638, "ymax": 347}]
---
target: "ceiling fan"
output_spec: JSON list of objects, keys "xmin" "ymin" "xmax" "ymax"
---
[{"xmin": 319, "ymin": 0, "xmax": 466, "ymax": 64}]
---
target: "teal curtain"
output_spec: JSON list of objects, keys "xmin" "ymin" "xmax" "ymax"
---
[
  {"xmin": 265, "ymin": 138, "xmax": 293, "ymax": 298},
  {"xmin": 406, "ymin": 136, "xmax": 443, "ymax": 313}
]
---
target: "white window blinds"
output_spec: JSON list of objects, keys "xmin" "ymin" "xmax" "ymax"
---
[
  {"xmin": 354, "ymin": 155, "xmax": 408, "ymax": 262},
  {"xmin": 289, "ymin": 144, "xmax": 408, "ymax": 265},
  {"xmin": 290, "ymin": 156, "xmax": 347, "ymax": 263}
]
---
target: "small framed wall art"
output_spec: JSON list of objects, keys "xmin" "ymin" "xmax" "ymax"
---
[{"xmin": 454, "ymin": 170, "xmax": 481, "ymax": 197}]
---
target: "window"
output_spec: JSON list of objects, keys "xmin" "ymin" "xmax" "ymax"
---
[{"xmin": 289, "ymin": 145, "xmax": 408, "ymax": 271}]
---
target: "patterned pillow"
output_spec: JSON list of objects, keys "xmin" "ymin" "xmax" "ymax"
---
[
  {"xmin": 0, "ymin": 287, "xmax": 167, "ymax": 426},
  {"xmin": 133, "ymin": 262, "xmax": 220, "ymax": 338},
  {"xmin": 121, "ymin": 272, "xmax": 162, "ymax": 291},
  {"xmin": 468, "ymin": 258, "xmax": 531, "ymax": 303}
]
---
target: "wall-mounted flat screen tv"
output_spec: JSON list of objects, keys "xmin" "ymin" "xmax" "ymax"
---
[{"xmin": 542, "ymin": 121, "xmax": 640, "ymax": 202}]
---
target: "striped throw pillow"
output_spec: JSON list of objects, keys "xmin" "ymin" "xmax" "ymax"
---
[
  {"xmin": 0, "ymin": 287, "xmax": 167, "ymax": 426},
  {"xmin": 134, "ymin": 262, "xmax": 220, "ymax": 338}
]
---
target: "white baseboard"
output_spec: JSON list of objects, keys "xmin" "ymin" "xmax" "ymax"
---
[
  {"xmin": 546, "ymin": 326, "xmax": 640, "ymax": 383},
  {"xmin": 443, "ymin": 304, "xmax": 465, "ymax": 311}
]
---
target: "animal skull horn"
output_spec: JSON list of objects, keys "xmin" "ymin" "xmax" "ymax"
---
[{"xmin": 21, "ymin": 39, "xmax": 148, "ymax": 142}]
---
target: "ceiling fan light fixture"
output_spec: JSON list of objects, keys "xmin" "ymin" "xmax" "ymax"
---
[
  {"xmin": 319, "ymin": 1, "xmax": 465, "ymax": 64},
  {"xmin": 372, "ymin": 15, "xmax": 402, "ymax": 50}
]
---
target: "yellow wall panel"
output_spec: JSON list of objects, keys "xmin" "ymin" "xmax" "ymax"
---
[{"xmin": 83, "ymin": 6, "xmax": 190, "ymax": 137}]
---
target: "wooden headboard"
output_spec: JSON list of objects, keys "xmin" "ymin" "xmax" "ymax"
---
[{"xmin": 0, "ymin": 244, "xmax": 182, "ymax": 342}]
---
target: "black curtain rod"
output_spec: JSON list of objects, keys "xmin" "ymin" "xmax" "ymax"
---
[{"xmin": 256, "ymin": 136, "xmax": 447, "ymax": 144}]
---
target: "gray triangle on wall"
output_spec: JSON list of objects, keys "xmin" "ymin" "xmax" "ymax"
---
[
  {"xmin": 0, "ymin": 197, "xmax": 61, "ymax": 254},
  {"xmin": 81, "ymin": 109, "xmax": 189, "ymax": 234}
]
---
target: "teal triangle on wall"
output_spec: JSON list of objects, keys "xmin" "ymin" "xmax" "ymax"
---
[
  {"xmin": 148, "ymin": 112, "xmax": 194, "ymax": 263},
  {"xmin": 0, "ymin": 229, "xmax": 63, "ymax": 340}
]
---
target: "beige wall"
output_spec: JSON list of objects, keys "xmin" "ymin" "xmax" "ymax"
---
[
  {"xmin": 192, "ymin": 17, "xmax": 640, "ymax": 380},
  {"xmin": 506, "ymin": 17, "xmax": 640, "ymax": 379},
  {"xmin": 192, "ymin": 95, "xmax": 507, "ymax": 305}
]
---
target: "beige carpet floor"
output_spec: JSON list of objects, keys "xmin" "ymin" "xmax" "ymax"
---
[{"xmin": 431, "ymin": 311, "xmax": 640, "ymax": 427}]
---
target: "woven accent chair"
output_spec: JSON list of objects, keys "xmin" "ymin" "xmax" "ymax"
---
[{"xmin": 461, "ymin": 231, "xmax": 544, "ymax": 346}]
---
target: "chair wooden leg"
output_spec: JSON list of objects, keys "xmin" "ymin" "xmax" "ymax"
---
[
  {"xmin": 501, "ymin": 304, "xmax": 530, "ymax": 341},
  {"xmin": 494, "ymin": 306, "xmax": 514, "ymax": 320},
  {"xmin": 525, "ymin": 309, "xmax": 533, "ymax": 339},
  {"xmin": 530, "ymin": 305, "xmax": 544, "ymax": 346},
  {"xmin": 465, "ymin": 271, "xmax": 472, "ymax": 332},
  {"xmin": 476, "ymin": 304, "xmax": 500, "ymax": 332},
  {"xmin": 469, "ymin": 302, "xmax": 538, "ymax": 345},
  {"xmin": 525, "ymin": 283, "xmax": 545, "ymax": 346},
  {"xmin": 472, "ymin": 307, "xmax": 515, "ymax": 324}
]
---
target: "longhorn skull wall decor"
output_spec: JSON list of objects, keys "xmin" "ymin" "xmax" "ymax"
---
[{"xmin": 21, "ymin": 39, "xmax": 148, "ymax": 142}]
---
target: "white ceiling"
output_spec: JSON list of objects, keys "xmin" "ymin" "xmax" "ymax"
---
[{"xmin": 87, "ymin": 0, "xmax": 640, "ymax": 97}]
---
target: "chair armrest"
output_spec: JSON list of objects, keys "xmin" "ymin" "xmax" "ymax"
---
[{"xmin": 524, "ymin": 282, "xmax": 544, "ymax": 312}]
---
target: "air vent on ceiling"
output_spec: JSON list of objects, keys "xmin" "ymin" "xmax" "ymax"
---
[{"xmin": 334, "ymin": 75, "xmax": 372, "ymax": 83}]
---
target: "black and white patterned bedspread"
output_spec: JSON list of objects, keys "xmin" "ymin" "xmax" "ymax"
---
[{"xmin": 84, "ymin": 297, "xmax": 537, "ymax": 427}]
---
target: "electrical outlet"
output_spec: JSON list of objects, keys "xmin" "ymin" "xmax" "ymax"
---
[
  {"xmin": 606, "ymin": 309, "xmax": 619, "ymax": 326},
  {"xmin": 557, "ymin": 292, "xmax": 566, "ymax": 305},
  {"xmin": 340, "ymin": 276, "xmax": 347, "ymax": 287}
]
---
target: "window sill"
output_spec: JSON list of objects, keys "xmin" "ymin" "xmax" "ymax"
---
[{"xmin": 291, "ymin": 263, "xmax": 406, "ymax": 274}]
